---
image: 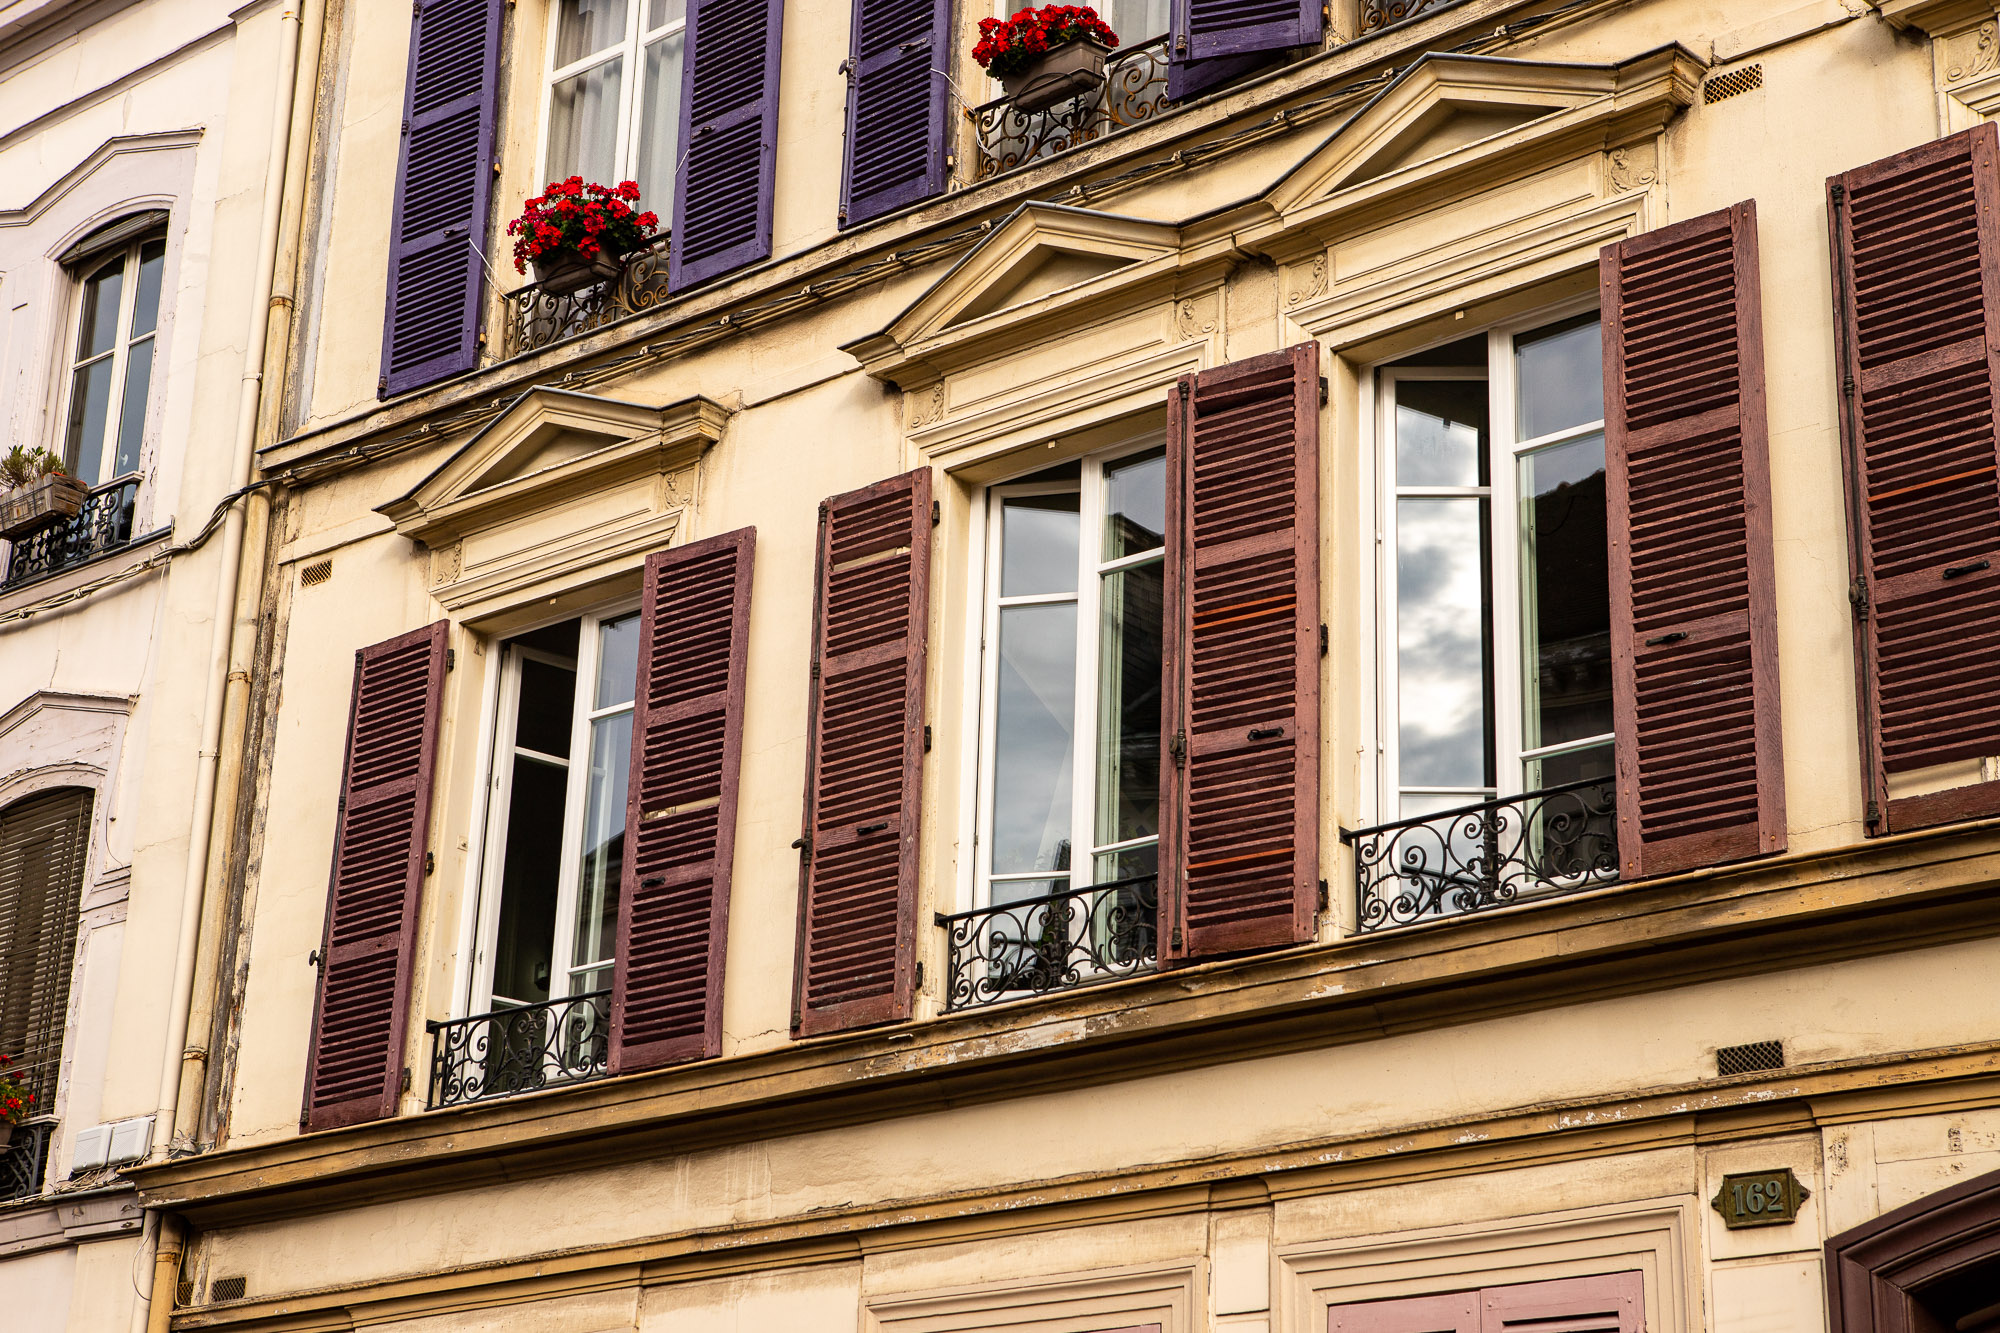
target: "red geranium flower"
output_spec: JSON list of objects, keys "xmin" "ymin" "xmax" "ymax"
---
[
  {"xmin": 971, "ymin": 4, "xmax": 1116, "ymax": 80},
  {"xmin": 508, "ymin": 179, "xmax": 664, "ymax": 275}
]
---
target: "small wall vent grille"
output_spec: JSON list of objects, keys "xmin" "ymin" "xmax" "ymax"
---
[
  {"xmin": 1717, "ymin": 1039, "xmax": 1785, "ymax": 1075},
  {"xmin": 1704, "ymin": 65, "xmax": 1763, "ymax": 103},
  {"xmin": 209, "ymin": 1276, "xmax": 248, "ymax": 1302},
  {"xmin": 174, "ymin": 1282, "xmax": 195, "ymax": 1307},
  {"xmin": 300, "ymin": 559, "xmax": 333, "ymax": 588}
]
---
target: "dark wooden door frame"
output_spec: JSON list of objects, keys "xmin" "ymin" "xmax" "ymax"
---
[{"xmin": 1826, "ymin": 1163, "xmax": 2000, "ymax": 1331}]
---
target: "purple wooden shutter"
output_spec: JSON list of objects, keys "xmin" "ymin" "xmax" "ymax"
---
[
  {"xmin": 610, "ymin": 529, "xmax": 755, "ymax": 1072},
  {"xmin": 839, "ymin": 0, "xmax": 951, "ymax": 228},
  {"xmin": 378, "ymin": 0, "xmax": 502, "ymax": 398},
  {"xmin": 1600, "ymin": 202, "xmax": 1785, "ymax": 878},
  {"xmin": 1161, "ymin": 344, "xmax": 1320, "ymax": 960},
  {"xmin": 302, "ymin": 623, "xmax": 449, "ymax": 1133},
  {"xmin": 671, "ymin": 0, "xmax": 786, "ymax": 288},
  {"xmin": 792, "ymin": 470, "xmax": 931, "ymax": 1036},
  {"xmin": 1169, "ymin": 0, "xmax": 1320, "ymax": 96}
]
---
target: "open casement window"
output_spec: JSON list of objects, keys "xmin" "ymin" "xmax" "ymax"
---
[
  {"xmin": 303, "ymin": 624, "xmax": 449, "ymax": 1133},
  {"xmin": 670, "ymin": 0, "xmax": 784, "ymax": 288},
  {"xmin": 1167, "ymin": 0, "xmax": 1320, "ymax": 100},
  {"xmin": 1372, "ymin": 316, "xmax": 1617, "ymax": 916},
  {"xmin": 793, "ymin": 470, "xmax": 931, "ymax": 1036},
  {"xmin": 380, "ymin": 0, "xmax": 503, "ymax": 397},
  {"xmin": 840, "ymin": 0, "xmax": 952, "ymax": 229},
  {"xmin": 1830, "ymin": 124, "xmax": 2000, "ymax": 835},
  {"xmin": 1162, "ymin": 343, "xmax": 1320, "ymax": 959},
  {"xmin": 1328, "ymin": 1272, "xmax": 1644, "ymax": 1332},
  {"xmin": 0, "ymin": 789, "xmax": 92, "ymax": 1133},
  {"xmin": 539, "ymin": 0, "xmax": 687, "ymax": 215},
  {"xmin": 60, "ymin": 230, "xmax": 166, "ymax": 486},
  {"xmin": 968, "ymin": 442, "xmax": 1167, "ymax": 997},
  {"xmin": 1601, "ymin": 202, "xmax": 1784, "ymax": 877}
]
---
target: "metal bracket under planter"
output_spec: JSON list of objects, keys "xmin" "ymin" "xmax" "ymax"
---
[
  {"xmin": 0, "ymin": 474, "xmax": 89, "ymax": 542},
  {"xmin": 530, "ymin": 248, "xmax": 625, "ymax": 297},
  {"xmin": 1001, "ymin": 38, "xmax": 1110, "ymax": 113}
]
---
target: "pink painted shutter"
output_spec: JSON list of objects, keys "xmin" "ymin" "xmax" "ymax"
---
[
  {"xmin": 1480, "ymin": 1273, "xmax": 1644, "ymax": 1333},
  {"xmin": 302, "ymin": 623, "xmax": 449, "ymax": 1133},
  {"xmin": 1162, "ymin": 344, "xmax": 1320, "ymax": 960},
  {"xmin": 1600, "ymin": 201, "xmax": 1785, "ymax": 878},
  {"xmin": 1329, "ymin": 1292, "xmax": 1479, "ymax": 1333},
  {"xmin": 1830, "ymin": 124, "xmax": 2000, "ymax": 834},
  {"xmin": 793, "ymin": 470, "xmax": 931, "ymax": 1036},
  {"xmin": 1168, "ymin": 0, "xmax": 1320, "ymax": 98},
  {"xmin": 839, "ymin": 0, "xmax": 951, "ymax": 228},
  {"xmin": 671, "ymin": 0, "xmax": 785, "ymax": 288},
  {"xmin": 610, "ymin": 529, "xmax": 755, "ymax": 1072},
  {"xmin": 378, "ymin": 0, "xmax": 502, "ymax": 397}
]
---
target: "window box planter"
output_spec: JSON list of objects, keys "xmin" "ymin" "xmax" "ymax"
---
[
  {"xmin": 1003, "ymin": 37, "xmax": 1111, "ymax": 112},
  {"xmin": 531, "ymin": 247, "xmax": 625, "ymax": 297},
  {"xmin": 0, "ymin": 474, "xmax": 89, "ymax": 542},
  {"xmin": 0, "ymin": 1122, "xmax": 12, "ymax": 1149}
]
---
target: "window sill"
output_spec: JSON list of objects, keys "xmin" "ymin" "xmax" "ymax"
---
[{"xmin": 0, "ymin": 523, "xmax": 170, "ymax": 619}]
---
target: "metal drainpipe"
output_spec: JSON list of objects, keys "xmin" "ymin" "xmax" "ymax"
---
[{"xmin": 128, "ymin": 0, "xmax": 314, "ymax": 1323}]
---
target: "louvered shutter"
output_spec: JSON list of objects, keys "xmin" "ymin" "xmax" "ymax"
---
[
  {"xmin": 1171, "ymin": 0, "xmax": 1320, "ymax": 69},
  {"xmin": 1600, "ymin": 201, "xmax": 1785, "ymax": 879},
  {"xmin": 839, "ymin": 0, "xmax": 950, "ymax": 229},
  {"xmin": 1326, "ymin": 1273, "xmax": 1642, "ymax": 1333},
  {"xmin": 792, "ymin": 470, "xmax": 931, "ymax": 1036},
  {"xmin": 302, "ymin": 623, "xmax": 449, "ymax": 1132},
  {"xmin": 610, "ymin": 529, "xmax": 755, "ymax": 1072},
  {"xmin": 378, "ymin": 0, "xmax": 502, "ymax": 397},
  {"xmin": 1328, "ymin": 1292, "xmax": 1478, "ymax": 1333},
  {"xmin": 1161, "ymin": 344, "xmax": 1319, "ymax": 959},
  {"xmin": 0, "ymin": 788, "xmax": 91, "ymax": 1111},
  {"xmin": 671, "ymin": 0, "xmax": 786, "ymax": 289},
  {"xmin": 1830, "ymin": 124, "xmax": 2000, "ymax": 834}
]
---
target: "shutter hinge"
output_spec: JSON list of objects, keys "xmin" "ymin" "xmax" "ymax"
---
[
  {"xmin": 1169, "ymin": 728, "xmax": 1187, "ymax": 767},
  {"xmin": 445, "ymin": 647, "xmax": 456, "ymax": 671},
  {"xmin": 1842, "ymin": 375, "xmax": 1855, "ymax": 399},
  {"xmin": 307, "ymin": 949, "xmax": 322, "ymax": 969},
  {"xmin": 1865, "ymin": 799, "xmax": 1882, "ymax": 827},
  {"xmin": 1318, "ymin": 376, "xmax": 1328, "ymax": 408},
  {"xmin": 1319, "ymin": 623, "xmax": 1328, "ymax": 657},
  {"xmin": 923, "ymin": 724, "xmax": 933, "ymax": 753},
  {"xmin": 1176, "ymin": 33, "xmax": 1187, "ymax": 53},
  {"xmin": 792, "ymin": 833, "xmax": 812, "ymax": 864},
  {"xmin": 400, "ymin": 1067, "xmax": 412, "ymax": 1094},
  {"xmin": 424, "ymin": 851, "xmax": 435, "ymax": 875},
  {"xmin": 810, "ymin": 657, "xmax": 820, "ymax": 678},
  {"xmin": 1176, "ymin": 379, "xmax": 1191, "ymax": 400},
  {"xmin": 1171, "ymin": 924, "xmax": 1183, "ymax": 949},
  {"xmin": 1849, "ymin": 578, "xmax": 1870, "ymax": 620},
  {"xmin": 931, "ymin": 499, "xmax": 941, "ymax": 526},
  {"xmin": 1316, "ymin": 879, "xmax": 1328, "ymax": 914},
  {"xmin": 837, "ymin": 57, "xmax": 853, "ymax": 76},
  {"xmin": 1830, "ymin": 183, "xmax": 1846, "ymax": 205},
  {"xmin": 792, "ymin": 1007, "xmax": 802, "ymax": 1028},
  {"xmin": 377, "ymin": 375, "xmax": 388, "ymax": 394},
  {"xmin": 914, "ymin": 961, "xmax": 925, "ymax": 988}
]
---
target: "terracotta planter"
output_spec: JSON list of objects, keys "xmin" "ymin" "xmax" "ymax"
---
[
  {"xmin": 531, "ymin": 247, "xmax": 624, "ymax": 297},
  {"xmin": 0, "ymin": 473, "xmax": 89, "ymax": 542},
  {"xmin": 1001, "ymin": 38, "xmax": 1110, "ymax": 113}
]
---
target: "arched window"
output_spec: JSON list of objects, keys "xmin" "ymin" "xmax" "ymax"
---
[{"xmin": 56, "ymin": 213, "xmax": 169, "ymax": 486}]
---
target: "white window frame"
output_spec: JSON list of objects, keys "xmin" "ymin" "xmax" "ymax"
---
[
  {"xmin": 59, "ymin": 235, "xmax": 164, "ymax": 487},
  {"xmin": 1370, "ymin": 302, "xmax": 1609, "ymax": 826},
  {"xmin": 468, "ymin": 601, "xmax": 639, "ymax": 1016},
  {"xmin": 964, "ymin": 431, "xmax": 1168, "ymax": 916},
  {"xmin": 537, "ymin": 0, "xmax": 686, "ymax": 206}
]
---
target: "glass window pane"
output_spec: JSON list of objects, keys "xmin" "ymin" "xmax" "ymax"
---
[
  {"xmin": 1109, "ymin": 0, "xmax": 1171, "ymax": 38},
  {"xmin": 75, "ymin": 260, "xmax": 123, "ymax": 360},
  {"xmin": 999, "ymin": 492, "xmax": 1079, "ymax": 596},
  {"xmin": 1396, "ymin": 497, "xmax": 1493, "ymax": 789},
  {"xmin": 1526, "ymin": 741, "xmax": 1613, "ymax": 791},
  {"xmin": 571, "ymin": 710, "xmax": 631, "ymax": 981},
  {"xmin": 637, "ymin": 29, "xmax": 685, "ymax": 213},
  {"xmin": 1519, "ymin": 432, "xmax": 1612, "ymax": 753},
  {"xmin": 595, "ymin": 611, "xmax": 640, "ymax": 708},
  {"xmin": 547, "ymin": 58, "xmax": 624, "ymax": 186},
  {"xmin": 492, "ymin": 755, "xmax": 568, "ymax": 1004},
  {"xmin": 1102, "ymin": 448, "xmax": 1166, "ymax": 561},
  {"xmin": 1515, "ymin": 316, "xmax": 1603, "ymax": 440},
  {"xmin": 1095, "ymin": 560, "xmax": 1162, "ymax": 850},
  {"xmin": 1091, "ymin": 841, "xmax": 1157, "ymax": 885},
  {"xmin": 112, "ymin": 337, "xmax": 153, "ymax": 477},
  {"xmin": 991, "ymin": 602, "xmax": 1077, "ymax": 874},
  {"xmin": 515, "ymin": 652, "xmax": 578, "ymax": 756},
  {"xmin": 554, "ymin": 0, "xmax": 627, "ymax": 66},
  {"xmin": 1394, "ymin": 380, "xmax": 1488, "ymax": 487},
  {"xmin": 64, "ymin": 359, "xmax": 115, "ymax": 483},
  {"xmin": 646, "ymin": 0, "xmax": 685, "ymax": 30},
  {"xmin": 130, "ymin": 240, "xmax": 166, "ymax": 338}
]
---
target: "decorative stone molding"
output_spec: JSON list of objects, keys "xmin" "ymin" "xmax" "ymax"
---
[
  {"xmin": 1873, "ymin": 0, "xmax": 2000, "ymax": 117},
  {"xmin": 1609, "ymin": 142, "xmax": 1659, "ymax": 192},
  {"xmin": 866, "ymin": 1262, "xmax": 1199, "ymax": 1333}
]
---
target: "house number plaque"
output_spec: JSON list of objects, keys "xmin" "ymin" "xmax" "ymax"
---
[{"xmin": 1711, "ymin": 1168, "xmax": 1809, "ymax": 1229}]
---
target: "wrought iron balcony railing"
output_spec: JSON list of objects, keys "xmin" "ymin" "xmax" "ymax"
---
[
  {"xmin": 970, "ymin": 35, "xmax": 1169, "ymax": 179},
  {"xmin": 1, "ymin": 476, "xmax": 140, "ymax": 590},
  {"xmin": 0, "ymin": 1121, "xmax": 55, "ymax": 1202},
  {"xmin": 937, "ymin": 873, "xmax": 1158, "ymax": 1011},
  {"xmin": 498, "ymin": 233, "xmax": 672, "ymax": 359},
  {"xmin": 426, "ymin": 989, "xmax": 610, "ymax": 1109},
  {"xmin": 1359, "ymin": 0, "xmax": 1457, "ymax": 32},
  {"xmin": 1341, "ymin": 778, "xmax": 1618, "ymax": 934}
]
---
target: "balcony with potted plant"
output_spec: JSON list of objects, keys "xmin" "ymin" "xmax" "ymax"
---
[
  {"xmin": 499, "ymin": 177, "xmax": 670, "ymax": 358},
  {"xmin": 0, "ymin": 447, "xmax": 139, "ymax": 592},
  {"xmin": 971, "ymin": 6, "xmax": 1168, "ymax": 177}
]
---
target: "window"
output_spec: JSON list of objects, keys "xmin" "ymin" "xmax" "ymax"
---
[
  {"xmin": 61, "ymin": 235, "xmax": 165, "ymax": 486},
  {"xmin": 542, "ymin": 0, "xmax": 685, "ymax": 212},
  {"xmin": 973, "ymin": 441, "xmax": 1166, "ymax": 915},
  {"xmin": 991, "ymin": 0, "xmax": 1170, "ymax": 40},
  {"xmin": 474, "ymin": 610, "xmax": 638, "ymax": 1013},
  {"xmin": 1376, "ymin": 313, "xmax": 1610, "ymax": 819}
]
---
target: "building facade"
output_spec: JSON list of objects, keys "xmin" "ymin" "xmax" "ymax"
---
[{"xmin": 92, "ymin": 0, "xmax": 2000, "ymax": 1329}]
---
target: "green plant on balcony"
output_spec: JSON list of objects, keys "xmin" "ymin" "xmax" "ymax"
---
[{"xmin": 0, "ymin": 447, "xmax": 87, "ymax": 543}]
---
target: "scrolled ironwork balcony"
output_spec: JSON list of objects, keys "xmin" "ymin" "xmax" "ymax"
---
[
  {"xmin": 498, "ymin": 234, "xmax": 672, "ymax": 359},
  {"xmin": 1341, "ymin": 778, "xmax": 1618, "ymax": 934},
  {"xmin": 937, "ymin": 873, "xmax": 1158, "ymax": 1011},
  {"xmin": 426, "ymin": 989, "xmax": 610, "ymax": 1109},
  {"xmin": 0, "ymin": 1120, "xmax": 55, "ymax": 1202},
  {"xmin": 1, "ymin": 476, "xmax": 139, "ymax": 590},
  {"xmin": 1360, "ymin": 0, "xmax": 1461, "ymax": 32},
  {"xmin": 970, "ymin": 35, "xmax": 1170, "ymax": 179}
]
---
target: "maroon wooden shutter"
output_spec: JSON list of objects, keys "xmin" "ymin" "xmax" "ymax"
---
[
  {"xmin": 610, "ymin": 528, "xmax": 755, "ymax": 1072},
  {"xmin": 793, "ymin": 470, "xmax": 930, "ymax": 1036},
  {"xmin": 378, "ymin": 0, "xmax": 502, "ymax": 397},
  {"xmin": 1161, "ymin": 344, "xmax": 1319, "ymax": 959},
  {"xmin": 302, "ymin": 622, "xmax": 449, "ymax": 1132},
  {"xmin": 1830, "ymin": 124, "xmax": 2000, "ymax": 834},
  {"xmin": 671, "ymin": 0, "xmax": 785, "ymax": 288},
  {"xmin": 839, "ymin": 0, "xmax": 951, "ymax": 228},
  {"xmin": 1327, "ymin": 1273, "xmax": 1642, "ymax": 1333},
  {"xmin": 1600, "ymin": 202, "xmax": 1785, "ymax": 878}
]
